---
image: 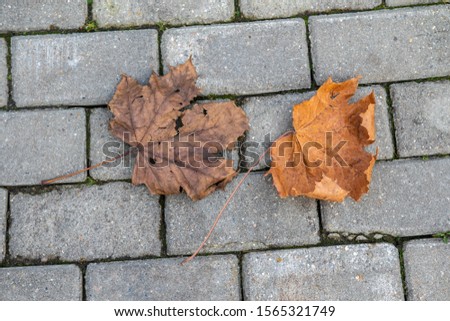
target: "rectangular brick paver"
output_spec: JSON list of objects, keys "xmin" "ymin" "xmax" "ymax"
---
[
  {"xmin": 0, "ymin": 265, "xmax": 82, "ymax": 301},
  {"xmin": 0, "ymin": 188, "xmax": 6, "ymax": 263},
  {"xmin": 9, "ymin": 182, "xmax": 161, "ymax": 261},
  {"xmin": 93, "ymin": 0, "xmax": 235, "ymax": 27},
  {"xmin": 243, "ymin": 85, "xmax": 393, "ymax": 170},
  {"xmin": 0, "ymin": 39, "xmax": 7, "ymax": 107},
  {"xmin": 321, "ymin": 158, "xmax": 450, "ymax": 237},
  {"xmin": 310, "ymin": 6, "xmax": 450, "ymax": 85},
  {"xmin": 89, "ymin": 108, "xmax": 133, "ymax": 181},
  {"xmin": 0, "ymin": 109, "xmax": 86, "ymax": 186},
  {"xmin": 404, "ymin": 239, "xmax": 450, "ymax": 301},
  {"xmin": 0, "ymin": 0, "xmax": 87, "ymax": 33},
  {"xmin": 391, "ymin": 81, "xmax": 450, "ymax": 157},
  {"xmin": 86, "ymin": 255, "xmax": 240, "ymax": 300},
  {"xmin": 241, "ymin": 0, "xmax": 382, "ymax": 19},
  {"xmin": 162, "ymin": 19, "xmax": 310, "ymax": 96},
  {"xmin": 243, "ymin": 244, "xmax": 404, "ymax": 300},
  {"xmin": 165, "ymin": 172, "xmax": 320, "ymax": 255},
  {"xmin": 12, "ymin": 30, "xmax": 159, "ymax": 107},
  {"xmin": 386, "ymin": 0, "xmax": 443, "ymax": 6}
]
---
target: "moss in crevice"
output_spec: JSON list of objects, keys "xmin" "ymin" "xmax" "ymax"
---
[
  {"xmin": 384, "ymin": 85, "xmax": 400, "ymax": 159},
  {"xmin": 3, "ymin": 36, "xmax": 17, "ymax": 110},
  {"xmin": 433, "ymin": 231, "xmax": 450, "ymax": 243},
  {"xmin": 304, "ymin": 16, "xmax": 318, "ymax": 90},
  {"xmin": 396, "ymin": 244, "xmax": 409, "ymax": 300},
  {"xmin": 158, "ymin": 195, "xmax": 168, "ymax": 257}
]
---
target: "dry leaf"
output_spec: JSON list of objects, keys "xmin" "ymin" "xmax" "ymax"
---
[
  {"xmin": 268, "ymin": 77, "xmax": 377, "ymax": 202},
  {"xmin": 108, "ymin": 58, "xmax": 249, "ymax": 200}
]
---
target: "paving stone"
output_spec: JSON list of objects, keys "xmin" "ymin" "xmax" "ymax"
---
[
  {"xmin": 403, "ymin": 239, "xmax": 450, "ymax": 301},
  {"xmin": 241, "ymin": 0, "xmax": 381, "ymax": 19},
  {"xmin": 391, "ymin": 81, "xmax": 450, "ymax": 157},
  {"xmin": 86, "ymin": 255, "xmax": 240, "ymax": 300},
  {"xmin": 12, "ymin": 30, "xmax": 159, "ymax": 107},
  {"xmin": 243, "ymin": 243, "xmax": 404, "ymax": 300},
  {"xmin": 310, "ymin": 6, "xmax": 450, "ymax": 85},
  {"xmin": 89, "ymin": 108, "xmax": 133, "ymax": 181},
  {"xmin": 0, "ymin": 265, "xmax": 82, "ymax": 301},
  {"xmin": 321, "ymin": 158, "xmax": 450, "ymax": 236},
  {"xmin": 386, "ymin": 0, "xmax": 444, "ymax": 6},
  {"xmin": 0, "ymin": 39, "xmax": 7, "ymax": 108},
  {"xmin": 162, "ymin": 19, "xmax": 311, "ymax": 96},
  {"xmin": 0, "ymin": 0, "xmax": 87, "ymax": 33},
  {"xmin": 0, "ymin": 189, "xmax": 6, "ymax": 263},
  {"xmin": 165, "ymin": 172, "xmax": 320, "ymax": 255},
  {"xmin": 93, "ymin": 0, "xmax": 235, "ymax": 27},
  {"xmin": 9, "ymin": 182, "xmax": 161, "ymax": 261},
  {"xmin": 243, "ymin": 85, "xmax": 393, "ymax": 170},
  {"xmin": 242, "ymin": 92, "xmax": 313, "ymax": 171},
  {"xmin": 0, "ymin": 109, "xmax": 86, "ymax": 186}
]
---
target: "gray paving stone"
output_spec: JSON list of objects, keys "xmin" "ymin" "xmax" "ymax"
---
[
  {"xmin": 243, "ymin": 85, "xmax": 393, "ymax": 170},
  {"xmin": 404, "ymin": 239, "xmax": 450, "ymax": 301},
  {"xmin": 391, "ymin": 81, "xmax": 450, "ymax": 157},
  {"xmin": 243, "ymin": 243, "xmax": 404, "ymax": 300},
  {"xmin": 242, "ymin": 92, "xmax": 314, "ymax": 171},
  {"xmin": 0, "ymin": 0, "xmax": 87, "ymax": 33},
  {"xmin": 12, "ymin": 30, "xmax": 159, "ymax": 107},
  {"xmin": 0, "ymin": 39, "xmax": 7, "ymax": 108},
  {"xmin": 162, "ymin": 19, "xmax": 311, "ymax": 96},
  {"xmin": 165, "ymin": 172, "xmax": 320, "ymax": 255},
  {"xmin": 386, "ymin": 0, "xmax": 444, "ymax": 6},
  {"xmin": 89, "ymin": 108, "xmax": 133, "ymax": 181},
  {"xmin": 9, "ymin": 182, "xmax": 161, "ymax": 261},
  {"xmin": 241, "ymin": 0, "xmax": 381, "ymax": 19},
  {"xmin": 93, "ymin": 0, "xmax": 234, "ymax": 27},
  {"xmin": 0, "ymin": 189, "xmax": 6, "ymax": 263},
  {"xmin": 86, "ymin": 255, "xmax": 240, "ymax": 300},
  {"xmin": 321, "ymin": 158, "xmax": 450, "ymax": 236},
  {"xmin": 0, "ymin": 265, "xmax": 82, "ymax": 301},
  {"xmin": 0, "ymin": 109, "xmax": 86, "ymax": 186},
  {"xmin": 310, "ymin": 6, "xmax": 450, "ymax": 85}
]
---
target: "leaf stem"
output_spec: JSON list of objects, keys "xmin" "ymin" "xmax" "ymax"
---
[
  {"xmin": 41, "ymin": 149, "xmax": 134, "ymax": 185},
  {"xmin": 181, "ymin": 131, "xmax": 294, "ymax": 265}
]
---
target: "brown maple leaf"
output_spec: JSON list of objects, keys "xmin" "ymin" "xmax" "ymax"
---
[
  {"xmin": 108, "ymin": 58, "xmax": 249, "ymax": 200},
  {"xmin": 267, "ymin": 77, "xmax": 377, "ymax": 202}
]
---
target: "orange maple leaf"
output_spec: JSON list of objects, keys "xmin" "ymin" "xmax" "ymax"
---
[{"xmin": 268, "ymin": 77, "xmax": 377, "ymax": 202}]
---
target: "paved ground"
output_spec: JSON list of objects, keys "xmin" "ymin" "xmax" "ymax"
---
[{"xmin": 0, "ymin": 0, "xmax": 449, "ymax": 301}]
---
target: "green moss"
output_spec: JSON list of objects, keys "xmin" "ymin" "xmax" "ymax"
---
[
  {"xmin": 234, "ymin": 0, "xmax": 242, "ymax": 21},
  {"xmin": 84, "ymin": 20, "xmax": 98, "ymax": 32},
  {"xmin": 397, "ymin": 245, "xmax": 408, "ymax": 300},
  {"xmin": 84, "ymin": 176, "xmax": 97, "ymax": 186},
  {"xmin": 156, "ymin": 21, "xmax": 167, "ymax": 32}
]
